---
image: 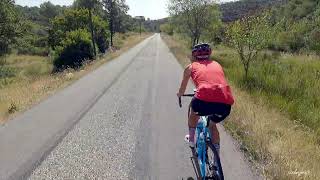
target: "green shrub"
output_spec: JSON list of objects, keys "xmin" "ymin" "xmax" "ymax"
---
[
  {"xmin": 0, "ymin": 57, "xmax": 6, "ymax": 66},
  {"xmin": 49, "ymin": 8, "xmax": 110, "ymax": 53},
  {"xmin": 96, "ymin": 33, "xmax": 109, "ymax": 53},
  {"xmin": 0, "ymin": 67, "xmax": 16, "ymax": 78},
  {"xmin": 308, "ymin": 29, "xmax": 320, "ymax": 54},
  {"xmin": 93, "ymin": 16, "xmax": 110, "ymax": 54},
  {"xmin": 17, "ymin": 46, "xmax": 48, "ymax": 56},
  {"xmin": 54, "ymin": 29, "xmax": 93, "ymax": 70},
  {"xmin": 15, "ymin": 34, "xmax": 49, "ymax": 56}
]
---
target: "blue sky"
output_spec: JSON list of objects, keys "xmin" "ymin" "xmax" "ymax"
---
[{"xmin": 15, "ymin": 0, "xmax": 235, "ymax": 20}]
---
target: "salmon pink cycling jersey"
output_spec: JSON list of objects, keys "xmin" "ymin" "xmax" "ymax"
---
[{"xmin": 191, "ymin": 60, "xmax": 234, "ymax": 105}]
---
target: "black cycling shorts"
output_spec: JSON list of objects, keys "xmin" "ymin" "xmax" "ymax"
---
[{"xmin": 191, "ymin": 98, "xmax": 231, "ymax": 123}]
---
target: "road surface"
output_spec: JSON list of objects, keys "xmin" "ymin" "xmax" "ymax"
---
[{"xmin": 0, "ymin": 34, "xmax": 260, "ymax": 180}]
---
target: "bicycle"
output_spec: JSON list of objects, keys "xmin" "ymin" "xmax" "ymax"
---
[{"xmin": 179, "ymin": 94, "xmax": 224, "ymax": 180}]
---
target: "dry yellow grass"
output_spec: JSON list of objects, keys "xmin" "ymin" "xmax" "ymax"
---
[
  {"xmin": 162, "ymin": 34, "xmax": 320, "ymax": 180},
  {"xmin": 0, "ymin": 33, "xmax": 151, "ymax": 123},
  {"xmin": 228, "ymin": 88, "xmax": 320, "ymax": 180}
]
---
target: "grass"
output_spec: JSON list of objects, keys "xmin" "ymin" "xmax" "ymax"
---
[
  {"xmin": 161, "ymin": 33, "xmax": 320, "ymax": 180},
  {"xmin": 0, "ymin": 32, "xmax": 151, "ymax": 123},
  {"xmin": 212, "ymin": 46, "xmax": 320, "ymax": 136}
]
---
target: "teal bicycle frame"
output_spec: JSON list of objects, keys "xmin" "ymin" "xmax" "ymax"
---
[
  {"xmin": 179, "ymin": 94, "xmax": 224, "ymax": 180},
  {"xmin": 196, "ymin": 116, "xmax": 211, "ymax": 178}
]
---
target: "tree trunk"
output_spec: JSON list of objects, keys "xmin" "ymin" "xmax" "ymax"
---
[
  {"xmin": 244, "ymin": 62, "xmax": 249, "ymax": 80},
  {"xmin": 89, "ymin": 9, "xmax": 97, "ymax": 57},
  {"xmin": 139, "ymin": 20, "xmax": 142, "ymax": 36},
  {"xmin": 192, "ymin": 35, "xmax": 197, "ymax": 48},
  {"xmin": 110, "ymin": 21, "xmax": 114, "ymax": 47},
  {"xmin": 109, "ymin": 0, "xmax": 114, "ymax": 47}
]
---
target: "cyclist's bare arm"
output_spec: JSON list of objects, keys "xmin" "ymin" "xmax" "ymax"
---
[{"xmin": 177, "ymin": 64, "xmax": 192, "ymax": 97}]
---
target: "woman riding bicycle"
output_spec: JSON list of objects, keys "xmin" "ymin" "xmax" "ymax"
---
[{"xmin": 177, "ymin": 43, "xmax": 234, "ymax": 155}]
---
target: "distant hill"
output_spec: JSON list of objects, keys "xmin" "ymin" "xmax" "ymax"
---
[
  {"xmin": 144, "ymin": 18, "xmax": 169, "ymax": 32},
  {"xmin": 220, "ymin": 0, "xmax": 287, "ymax": 22}
]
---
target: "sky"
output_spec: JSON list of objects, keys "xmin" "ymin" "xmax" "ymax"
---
[{"xmin": 15, "ymin": 0, "xmax": 235, "ymax": 20}]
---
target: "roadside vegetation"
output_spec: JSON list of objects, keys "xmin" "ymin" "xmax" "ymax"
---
[
  {"xmin": 0, "ymin": 0, "xmax": 152, "ymax": 123},
  {"xmin": 0, "ymin": 33, "xmax": 150, "ymax": 123},
  {"xmin": 164, "ymin": 0, "xmax": 320, "ymax": 179}
]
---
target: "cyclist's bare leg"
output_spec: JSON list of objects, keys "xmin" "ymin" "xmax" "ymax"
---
[
  {"xmin": 188, "ymin": 109, "xmax": 199, "ymax": 127},
  {"xmin": 188, "ymin": 109, "xmax": 199, "ymax": 143},
  {"xmin": 210, "ymin": 123, "xmax": 220, "ymax": 144}
]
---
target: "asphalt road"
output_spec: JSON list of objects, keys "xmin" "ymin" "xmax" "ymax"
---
[{"xmin": 0, "ymin": 34, "xmax": 260, "ymax": 180}]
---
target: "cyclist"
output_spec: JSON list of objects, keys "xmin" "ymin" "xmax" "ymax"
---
[{"xmin": 177, "ymin": 43, "xmax": 234, "ymax": 156}]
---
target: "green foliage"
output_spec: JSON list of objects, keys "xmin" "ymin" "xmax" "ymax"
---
[
  {"xmin": 39, "ymin": 1, "xmax": 62, "ymax": 21},
  {"xmin": 103, "ymin": 0, "xmax": 130, "ymax": 46},
  {"xmin": 284, "ymin": 0, "xmax": 317, "ymax": 20},
  {"xmin": 307, "ymin": 29, "xmax": 320, "ymax": 54},
  {"xmin": 54, "ymin": 29, "xmax": 94, "ymax": 70},
  {"xmin": 73, "ymin": 0, "xmax": 99, "ymax": 10},
  {"xmin": 14, "ymin": 22, "xmax": 48, "ymax": 56},
  {"xmin": 220, "ymin": 0, "xmax": 320, "ymax": 53},
  {"xmin": 160, "ymin": 23, "xmax": 174, "ymax": 35},
  {"xmin": 16, "ymin": 3, "xmax": 66, "ymax": 26},
  {"xmin": 0, "ymin": 67, "xmax": 16, "ymax": 78},
  {"xmin": 168, "ymin": 0, "xmax": 221, "ymax": 46},
  {"xmin": 93, "ymin": 16, "xmax": 110, "ymax": 53},
  {"xmin": 214, "ymin": 49, "xmax": 320, "ymax": 134},
  {"xmin": 14, "ymin": 2, "xmax": 66, "ymax": 56},
  {"xmin": 226, "ymin": 15, "xmax": 272, "ymax": 78},
  {"xmin": 220, "ymin": 0, "xmax": 286, "ymax": 22},
  {"xmin": 49, "ymin": 9, "xmax": 90, "ymax": 48},
  {"xmin": 73, "ymin": 0, "xmax": 102, "ymax": 57},
  {"xmin": 202, "ymin": 5, "xmax": 223, "ymax": 44},
  {"xmin": 267, "ymin": 0, "xmax": 320, "ymax": 53},
  {"xmin": 0, "ymin": 0, "xmax": 25, "ymax": 57},
  {"xmin": 49, "ymin": 8, "xmax": 109, "ymax": 53}
]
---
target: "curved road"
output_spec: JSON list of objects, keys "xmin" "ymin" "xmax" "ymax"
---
[{"xmin": 0, "ymin": 34, "xmax": 259, "ymax": 180}]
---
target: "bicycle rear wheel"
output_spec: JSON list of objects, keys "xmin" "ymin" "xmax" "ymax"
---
[{"xmin": 206, "ymin": 143, "xmax": 224, "ymax": 180}]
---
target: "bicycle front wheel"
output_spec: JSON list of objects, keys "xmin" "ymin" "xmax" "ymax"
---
[{"xmin": 206, "ymin": 143, "xmax": 224, "ymax": 180}]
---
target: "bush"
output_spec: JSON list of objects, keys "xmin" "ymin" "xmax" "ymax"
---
[
  {"xmin": 54, "ymin": 29, "xmax": 94, "ymax": 70},
  {"xmin": 93, "ymin": 16, "xmax": 110, "ymax": 54},
  {"xmin": 49, "ymin": 8, "xmax": 110, "ymax": 53},
  {"xmin": 276, "ymin": 31, "xmax": 305, "ymax": 52},
  {"xmin": 160, "ymin": 23, "xmax": 174, "ymax": 35},
  {"xmin": 96, "ymin": 33, "xmax": 109, "ymax": 53},
  {"xmin": 17, "ymin": 46, "xmax": 48, "ymax": 56},
  {"xmin": 308, "ymin": 29, "xmax": 320, "ymax": 54},
  {"xmin": 0, "ymin": 67, "xmax": 16, "ymax": 78},
  {"xmin": 15, "ymin": 34, "xmax": 49, "ymax": 56}
]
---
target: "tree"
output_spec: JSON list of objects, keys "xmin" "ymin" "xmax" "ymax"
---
[
  {"xmin": 226, "ymin": 15, "xmax": 272, "ymax": 79},
  {"xmin": 54, "ymin": 29, "xmax": 94, "ymax": 70},
  {"xmin": 74, "ymin": 0, "xmax": 101, "ymax": 57},
  {"xmin": 134, "ymin": 16, "xmax": 145, "ymax": 35},
  {"xmin": 49, "ymin": 9, "xmax": 109, "ymax": 54},
  {"xmin": 103, "ymin": 0, "xmax": 129, "ymax": 47},
  {"xmin": 168, "ymin": 0, "xmax": 220, "ymax": 47},
  {"xmin": 202, "ymin": 5, "xmax": 223, "ymax": 44},
  {"xmin": 39, "ymin": 1, "xmax": 61, "ymax": 20},
  {"xmin": 160, "ymin": 23, "xmax": 174, "ymax": 35},
  {"xmin": 0, "ymin": 0, "xmax": 25, "ymax": 59}
]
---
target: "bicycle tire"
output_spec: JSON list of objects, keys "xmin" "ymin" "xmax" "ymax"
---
[{"xmin": 206, "ymin": 143, "xmax": 224, "ymax": 180}]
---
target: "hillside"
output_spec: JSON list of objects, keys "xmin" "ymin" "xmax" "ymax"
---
[{"xmin": 220, "ymin": 0, "xmax": 287, "ymax": 22}]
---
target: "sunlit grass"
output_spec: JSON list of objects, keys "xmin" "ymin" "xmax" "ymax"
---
[{"xmin": 212, "ymin": 47, "xmax": 320, "ymax": 136}]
